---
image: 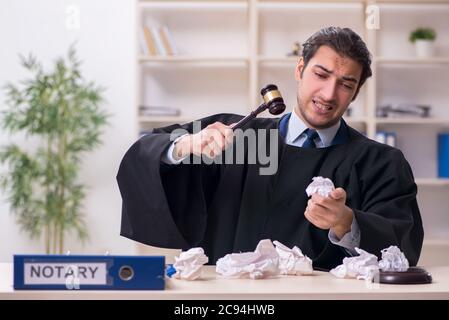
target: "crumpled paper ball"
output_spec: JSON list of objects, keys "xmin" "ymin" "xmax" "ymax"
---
[
  {"xmin": 273, "ymin": 240, "xmax": 313, "ymax": 275},
  {"xmin": 306, "ymin": 176, "xmax": 335, "ymax": 197},
  {"xmin": 216, "ymin": 239, "xmax": 279, "ymax": 279},
  {"xmin": 171, "ymin": 247, "xmax": 209, "ymax": 280},
  {"xmin": 378, "ymin": 245, "xmax": 409, "ymax": 272},
  {"xmin": 330, "ymin": 247, "xmax": 379, "ymax": 281}
]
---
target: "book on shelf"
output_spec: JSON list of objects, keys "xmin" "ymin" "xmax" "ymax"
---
[
  {"xmin": 141, "ymin": 25, "xmax": 178, "ymax": 57},
  {"xmin": 149, "ymin": 26, "xmax": 167, "ymax": 56},
  {"xmin": 160, "ymin": 26, "xmax": 178, "ymax": 55},
  {"xmin": 142, "ymin": 26, "xmax": 157, "ymax": 56},
  {"xmin": 375, "ymin": 131, "xmax": 397, "ymax": 147},
  {"xmin": 139, "ymin": 105, "xmax": 180, "ymax": 117},
  {"xmin": 138, "ymin": 31, "xmax": 149, "ymax": 56}
]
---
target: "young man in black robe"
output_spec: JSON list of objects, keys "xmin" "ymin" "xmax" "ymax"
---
[{"xmin": 117, "ymin": 27, "xmax": 424, "ymax": 270}]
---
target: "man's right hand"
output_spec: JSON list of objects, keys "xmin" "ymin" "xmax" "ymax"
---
[{"xmin": 173, "ymin": 122, "xmax": 235, "ymax": 160}]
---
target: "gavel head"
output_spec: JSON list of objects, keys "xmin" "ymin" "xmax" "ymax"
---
[{"xmin": 260, "ymin": 84, "xmax": 286, "ymax": 115}]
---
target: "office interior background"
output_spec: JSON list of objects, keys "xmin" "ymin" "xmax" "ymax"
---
[{"xmin": 0, "ymin": 0, "xmax": 448, "ymax": 266}]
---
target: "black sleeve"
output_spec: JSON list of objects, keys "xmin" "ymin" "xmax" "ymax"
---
[
  {"xmin": 352, "ymin": 146, "xmax": 424, "ymax": 266},
  {"xmin": 116, "ymin": 113, "xmax": 243, "ymax": 249}
]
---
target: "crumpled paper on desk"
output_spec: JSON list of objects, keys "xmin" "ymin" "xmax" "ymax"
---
[
  {"xmin": 330, "ymin": 247, "xmax": 379, "ymax": 281},
  {"xmin": 378, "ymin": 245, "xmax": 409, "ymax": 272},
  {"xmin": 273, "ymin": 240, "xmax": 313, "ymax": 275},
  {"xmin": 306, "ymin": 176, "xmax": 335, "ymax": 197},
  {"xmin": 171, "ymin": 247, "xmax": 209, "ymax": 280},
  {"xmin": 216, "ymin": 239, "xmax": 279, "ymax": 279}
]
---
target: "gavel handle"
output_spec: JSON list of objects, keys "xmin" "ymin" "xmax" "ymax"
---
[{"xmin": 231, "ymin": 103, "xmax": 266, "ymax": 130}]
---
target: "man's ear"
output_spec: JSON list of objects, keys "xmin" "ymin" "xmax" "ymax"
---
[{"xmin": 295, "ymin": 57, "xmax": 305, "ymax": 81}]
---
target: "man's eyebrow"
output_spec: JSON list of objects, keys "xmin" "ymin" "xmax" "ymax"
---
[
  {"xmin": 313, "ymin": 64, "xmax": 359, "ymax": 84},
  {"xmin": 314, "ymin": 64, "xmax": 332, "ymax": 73}
]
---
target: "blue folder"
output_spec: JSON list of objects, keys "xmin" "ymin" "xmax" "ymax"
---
[
  {"xmin": 438, "ymin": 133, "xmax": 449, "ymax": 178},
  {"xmin": 14, "ymin": 255, "xmax": 165, "ymax": 290}
]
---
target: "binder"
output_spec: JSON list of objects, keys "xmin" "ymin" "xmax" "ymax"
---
[
  {"xmin": 14, "ymin": 255, "xmax": 165, "ymax": 290},
  {"xmin": 438, "ymin": 133, "xmax": 449, "ymax": 178}
]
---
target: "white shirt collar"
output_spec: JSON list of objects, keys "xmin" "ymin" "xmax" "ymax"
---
[{"xmin": 286, "ymin": 109, "xmax": 341, "ymax": 147}]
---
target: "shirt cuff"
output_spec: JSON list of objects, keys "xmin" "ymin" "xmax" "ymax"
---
[
  {"xmin": 161, "ymin": 134, "xmax": 189, "ymax": 164},
  {"xmin": 328, "ymin": 217, "xmax": 361, "ymax": 256}
]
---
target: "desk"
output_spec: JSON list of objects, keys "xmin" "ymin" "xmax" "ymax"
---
[{"xmin": 1, "ymin": 263, "xmax": 448, "ymax": 299}]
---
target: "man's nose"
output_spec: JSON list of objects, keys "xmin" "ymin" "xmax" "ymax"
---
[{"xmin": 320, "ymin": 80, "xmax": 338, "ymax": 103}]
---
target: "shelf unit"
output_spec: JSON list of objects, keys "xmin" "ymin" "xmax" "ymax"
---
[{"xmin": 135, "ymin": 0, "xmax": 449, "ymax": 262}]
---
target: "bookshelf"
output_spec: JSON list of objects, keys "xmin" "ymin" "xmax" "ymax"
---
[{"xmin": 135, "ymin": 0, "xmax": 449, "ymax": 265}]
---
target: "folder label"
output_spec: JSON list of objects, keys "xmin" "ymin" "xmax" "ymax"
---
[{"xmin": 24, "ymin": 262, "xmax": 107, "ymax": 285}]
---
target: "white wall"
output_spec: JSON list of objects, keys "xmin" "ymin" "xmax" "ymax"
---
[{"xmin": 0, "ymin": 0, "xmax": 138, "ymax": 261}]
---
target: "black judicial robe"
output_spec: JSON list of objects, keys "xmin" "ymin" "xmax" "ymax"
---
[{"xmin": 117, "ymin": 113, "xmax": 424, "ymax": 270}]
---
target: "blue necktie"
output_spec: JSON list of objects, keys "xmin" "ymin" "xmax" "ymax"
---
[{"xmin": 302, "ymin": 129, "xmax": 319, "ymax": 148}]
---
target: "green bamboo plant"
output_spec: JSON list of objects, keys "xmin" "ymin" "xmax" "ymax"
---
[{"xmin": 0, "ymin": 46, "xmax": 109, "ymax": 254}]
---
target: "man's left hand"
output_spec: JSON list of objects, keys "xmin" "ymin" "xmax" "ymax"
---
[{"xmin": 304, "ymin": 187, "xmax": 354, "ymax": 240}]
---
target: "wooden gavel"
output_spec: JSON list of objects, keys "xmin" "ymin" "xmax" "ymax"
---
[{"xmin": 231, "ymin": 84, "xmax": 286, "ymax": 130}]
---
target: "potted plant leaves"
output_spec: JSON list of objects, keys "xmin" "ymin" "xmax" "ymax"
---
[
  {"xmin": 409, "ymin": 27, "xmax": 437, "ymax": 58},
  {"xmin": 0, "ymin": 46, "xmax": 109, "ymax": 254}
]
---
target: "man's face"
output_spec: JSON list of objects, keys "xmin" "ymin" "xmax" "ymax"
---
[{"xmin": 295, "ymin": 45, "xmax": 363, "ymax": 129}]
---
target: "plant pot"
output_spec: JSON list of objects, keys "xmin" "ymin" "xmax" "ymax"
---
[{"xmin": 414, "ymin": 39, "xmax": 435, "ymax": 58}]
